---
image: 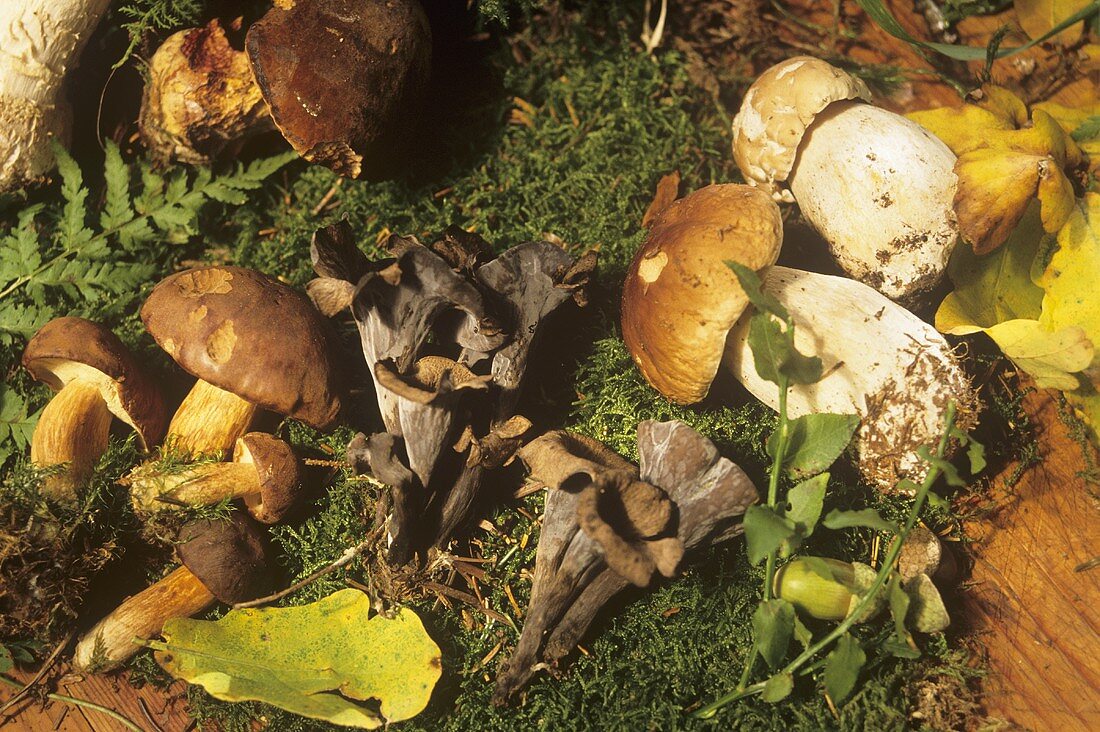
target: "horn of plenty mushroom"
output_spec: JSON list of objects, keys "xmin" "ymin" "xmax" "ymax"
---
[
  {"xmin": 492, "ymin": 419, "xmax": 759, "ymax": 703},
  {"xmin": 311, "ymin": 221, "xmax": 596, "ymax": 564}
]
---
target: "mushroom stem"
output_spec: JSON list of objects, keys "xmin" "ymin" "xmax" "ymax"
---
[
  {"xmin": 72, "ymin": 566, "xmax": 214, "ymax": 672},
  {"xmin": 0, "ymin": 0, "xmax": 112, "ymax": 192},
  {"xmin": 128, "ymin": 461, "xmax": 259, "ymax": 514},
  {"xmin": 166, "ymin": 379, "xmax": 256, "ymax": 458},
  {"xmin": 30, "ymin": 380, "xmax": 112, "ymax": 502}
]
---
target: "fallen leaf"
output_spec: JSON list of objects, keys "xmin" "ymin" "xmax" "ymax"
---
[
  {"xmin": 150, "ymin": 589, "xmax": 441, "ymax": 729},
  {"xmin": 1014, "ymin": 0, "xmax": 1092, "ymax": 44},
  {"xmin": 936, "ymin": 205, "xmax": 1094, "ymax": 390},
  {"xmin": 642, "ymin": 171, "xmax": 681, "ymax": 227}
]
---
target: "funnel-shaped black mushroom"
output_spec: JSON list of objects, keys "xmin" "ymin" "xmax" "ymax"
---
[
  {"xmin": 309, "ymin": 221, "xmax": 595, "ymax": 563},
  {"xmin": 492, "ymin": 420, "xmax": 759, "ymax": 703}
]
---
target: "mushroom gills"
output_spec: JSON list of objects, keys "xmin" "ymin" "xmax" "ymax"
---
[
  {"xmin": 787, "ymin": 101, "xmax": 958, "ymax": 303},
  {"xmin": 30, "ymin": 379, "xmax": 112, "ymax": 502},
  {"xmin": 723, "ymin": 266, "xmax": 976, "ymax": 490},
  {"xmin": 166, "ymin": 379, "xmax": 257, "ymax": 458}
]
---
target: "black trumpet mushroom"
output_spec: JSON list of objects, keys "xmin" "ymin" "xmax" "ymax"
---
[
  {"xmin": 493, "ymin": 420, "xmax": 759, "ymax": 703},
  {"xmin": 309, "ymin": 221, "xmax": 596, "ymax": 563}
]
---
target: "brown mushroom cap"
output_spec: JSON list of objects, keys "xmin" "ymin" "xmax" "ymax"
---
[
  {"xmin": 245, "ymin": 0, "xmax": 432, "ymax": 177},
  {"xmin": 22, "ymin": 316, "xmax": 167, "ymax": 450},
  {"xmin": 140, "ymin": 266, "xmax": 342, "ymax": 430},
  {"xmin": 731, "ymin": 56, "xmax": 870, "ymax": 202},
  {"xmin": 176, "ymin": 512, "xmax": 271, "ymax": 604},
  {"xmin": 621, "ymin": 184, "xmax": 783, "ymax": 405},
  {"xmin": 234, "ymin": 432, "xmax": 302, "ymax": 524}
]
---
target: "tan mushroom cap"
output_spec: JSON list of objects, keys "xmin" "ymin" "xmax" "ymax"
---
[
  {"xmin": 234, "ymin": 432, "xmax": 302, "ymax": 524},
  {"xmin": 22, "ymin": 316, "xmax": 167, "ymax": 450},
  {"xmin": 141, "ymin": 266, "xmax": 342, "ymax": 430},
  {"xmin": 245, "ymin": 0, "xmax": 432, "ymax": 177},
  {"xmin": 732, "ymin": 56, "xmax": 870, "ymax": 202},
  {"xmin": 621, "ymin": 184, "xmax": 782, "ymax": 405}
]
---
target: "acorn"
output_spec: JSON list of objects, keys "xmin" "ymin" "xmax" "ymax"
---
[{"xmin": 773, "ymin": 557, "xmax": 883, "ymax": 622}]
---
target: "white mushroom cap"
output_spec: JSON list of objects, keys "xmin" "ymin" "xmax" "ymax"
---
[{"xmin": 731, "ymin": 57, "xmax": 870, "ymax": 203}]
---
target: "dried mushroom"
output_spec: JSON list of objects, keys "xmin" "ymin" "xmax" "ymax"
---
[
  {"xmin": 493, "ymin": 420, "xmax": 759, "ymax": 702},
  {"xmin": 310, "ymin": 221, "xmax": 595, "ymax": 564}
]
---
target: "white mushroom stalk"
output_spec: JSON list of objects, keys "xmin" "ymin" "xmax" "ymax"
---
[
  {"xmin": 732, "ymin": 57, "xmax": 959, "ymax": 303},
  {"xmin": 724, "ymin": 266, "xmax": 978, "ymax": 490},
  {"xmin": 0, "ymin": 0, "xmax": 111, "ymax": 193}
]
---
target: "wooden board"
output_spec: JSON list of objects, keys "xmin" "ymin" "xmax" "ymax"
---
[{"xmin": 959, "ymin": 388, "xmax": 1100, "ymax": 730}]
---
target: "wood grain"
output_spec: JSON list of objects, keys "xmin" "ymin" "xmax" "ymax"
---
[{"xmin": 960, "ymin": 388, "xmax": 1100, "ymax": 731}]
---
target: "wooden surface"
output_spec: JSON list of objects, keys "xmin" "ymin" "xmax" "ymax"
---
[{"xmin": 960, "ymin": 389, "xmax": 1100, "ymax": 731}]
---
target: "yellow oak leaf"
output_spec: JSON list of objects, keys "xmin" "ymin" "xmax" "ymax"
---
[
  {"xmin": 983, "ymin": 319, "xmax": 1093, "ymax": 390},
  {"xmin": 149, "ymin": 590, "xmax": 442, "ymax": 729},
  {"xmin": 1014, "ymin": 0, "xmax": 1092, "ymax": 44},
  {"xmin": 908, "ymin": 104, "xmax": 1015, "ymax": 156},
  {"xmin": 1036, "ymin": 99, "xmax": 1100, "ymax": 161},
  {"xmin": 1038, "ymin": 193, "xmax": 1100, "ymax": 344}
]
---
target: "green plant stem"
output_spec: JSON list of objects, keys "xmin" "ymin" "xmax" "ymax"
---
[
  {"xmin": 696, "ymin": 403, "xmax": 958, "ymax": 719},
  {"xmin": 0, "ymin": 675, "xmax": 143, "ymax": 732}
]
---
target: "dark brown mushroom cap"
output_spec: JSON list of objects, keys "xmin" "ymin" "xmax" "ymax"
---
[
  {"xmin": 22, "ymin": 316, "xmax": 167, "ymax": 450},
  {"xmin": 175, "ymin": 512, "xmax": 272, "ymax": 604},
  {"xmin": 234, "ymin": 432, "xmax": 302, "ymax": 524},
  {"xmin": 140, "ymin": 266, "xmax": 342, "ymax": 430},
  {"xmin": 621, "ymin": 184, "xmax": 782, "ymax": 405},
  {"xmin": 246, "ymin": 0, "xmax": 432, "ymax": 177}
]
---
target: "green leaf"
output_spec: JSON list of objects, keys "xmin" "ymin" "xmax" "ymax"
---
[
  {"xmin": 752, "ymin": 599, "xmax": 795, "ymax": 670},
  {"xmin": 856, "ymin": 0, "xmax": 1100, "ymax": 60},
  {"xmin": 151, "ymin": 590, "xmax": 441, "ymax": 729},
  {"xmin": 822, "ymin": 633, "xmax": 866, "ymax": 704},
  {"xmin": 784, "ymin": 473, "xmax": 829, "ymax": 545},
  {"xmin": 887, "ymin": 574, "xmax": 914, "ymax": 648},
  {"xmin": 747, "ymin": 313, "xmax": 823, "ymax": 386},
  {"xmin": 0, "ymin": 644, "xmax": 13, "ymax": 674},
  {"xmin": 1071, "ymin": 114, "xmax": 1100, "ymax": 142},
  {"xmin": 822, "ymin": 508, "xmax": 898, "ymax": 533},
  {"xmin": 760, "ymin": 673, "xmax": 794, "ymax": 703},
  {"xmin": 726, "ymin": 260, "xmax": 788, "ymax": 319},
  {"xmin": 53, "ymin": 144, "xmax": 93, "ymax": 250},
  {"xmin": 792, "ymin": 616, "xmax": 813, "ymax": 651},
  {"xmin": 967, "ymin": 439, "xmax": 987, "ymax": 475},
  {"xmin": 743, "ymin": 505, "xmax": 798, "ymax": 565},
  {"xmin": 770, "ymin": 413, "xmax": 860, "ymax": 479},
  {"xmin": 101, "ymin": 141, "xmax": 135, "ymax": 235},
  {"xmin": 917, "ymin": 446, "xmax": 966, "ymax": 487}
]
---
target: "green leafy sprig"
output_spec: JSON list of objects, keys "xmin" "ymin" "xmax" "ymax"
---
[{"xmin": 695, "ymin": 263, "xmax": 980, "ymax": 716}]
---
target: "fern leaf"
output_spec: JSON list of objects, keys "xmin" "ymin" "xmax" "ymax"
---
[
  {"xmin": 53, "ymin": 145, "xmax": 94, "ymax": 251},
  {"xmin": 101, "ymin": 141, "xmax": 136, "ymax": 235}
]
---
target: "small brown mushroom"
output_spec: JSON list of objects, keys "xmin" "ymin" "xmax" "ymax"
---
[
  {"xmin": 621, "ymin": 184, "xmax": 783, "ymax": 404},
  {"xmin": 73, "ymin": 511, "xmax": 270, "ymax": 671},
  {"xmin": 140, "ymin": 0, "xmax": 432, "ymax": 175},
  {"xmin": 141, "ymin": 265, "xmax": 342, "ymax": 459},
  {"xmin": 22, "ymin": 317, "xmax": 166, "ymax": 502},
  {"xmin": 493, "ymin": 420, "xmax": 759, "ymax": 702},
  {"xmin": 128, "ymin": 432, "xmax": 302, "ymax": 524}
]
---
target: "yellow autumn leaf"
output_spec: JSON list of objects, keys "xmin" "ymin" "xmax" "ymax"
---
[
  {"xmin": 975, "ymin": 85, "xmax": 1031, "ymax": 128},
  {"xmin": 1038, "ymin": 193, "xmax": 1100, "ymax": 343},
  {"xmin": 1014, "ymin": 0, "xmax": 1092, "ymax": 44},
  {"xmin": 149, "ymin": 590, "xmax": 442, "ymax": 729},
  {"xmin": 953, "ymin": 149, "xmax": 1054, "ymax": 253},
  {"xmin": 1037, "ymin": 99, "xmax": 1100, "ymax": 160},
  {"xmin": 908, "ymin": 104, "xmax": 1015, "ymax": 155},
  {"xmin": 984, "ymin": 319, "xmax": 1093, "ymax": 389}
]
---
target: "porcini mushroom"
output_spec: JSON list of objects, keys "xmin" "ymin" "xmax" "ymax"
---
[
  {"xmin": 0, "ymin": 0, "xmax": 112, "ymax": 192},
  {"xmin": 141, "ymin": 265, "xmax": 342, "ymax": 459},
  {"xmin": 731, "ymin": 56, "xmax": 958, "ymax": 302},
  {"xmin": 140, "ymin": 0, "xmax": 431, "ymax": 175},
  {"xmin": 22, "ymin": 317, "xmax": 166, "ymax": 502},
  {"xmin": 73, "ymin": 511, "xmax": 270, "ymax": 671},
  {"xmin": 128, "ymin": 432, "xmax": 302, "ymax": 524},
  {"xmin": 494, "ymin": 420, "xmax": 758, "ymax": 702},
  {"xmin": 621, "ymin": 183, "xmax": 783, "ymax": 404},
  {"xmin": 724, "ymin": 266, "xmax": 977, "ymax": 489}
]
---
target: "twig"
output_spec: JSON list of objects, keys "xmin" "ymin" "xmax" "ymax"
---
[
  {"xmin": 641, "ymin": 0, "xmax": 669, "ymax": 54},
  {"xmin": 0, "ymin": 629, "xmax": 74, "ymax": 714},
  {"xmin": 423, "ymin": 581, "xmax": 512, "ymax": 626},
  {"xmin": 233, "ymin": 529, "xmax": 381, "ymax": 609},
  {"xmin": 310, "ymin": 178, "xmax": 344, "ymax": 216},
  {"xmin": 138, "ymin": 697, "xmax": 166, "ymax": 732},
  {"xmin": 0, "ymin": 676, "xmax": 142, "ymax": 732}
]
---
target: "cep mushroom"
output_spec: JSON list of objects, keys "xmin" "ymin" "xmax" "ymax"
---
[
  {"xmin": 22, "ymin": 317, "xmax": 167, "ymax": 502},
  {"xmin": 621, "ymin": 183, "xmax": 783, "ymax": 404},
  {"xmin": 732, "ymin": 56, "xmax": 959, "ymax": 303},
  {"xmin": 141, "ymin": 265, "xmax": 342, "ymax": 459},
  {"xmin": 128, "ymin": 432, "xmax": 302, "ymax": 524},
  {"xmin": 140, "ymin": 0, "xmax": 432, "ymax": 176},
  {"xmin": 723, "ymin": 266, "xmax": 978, "ymax": 489},
  {"xmin": 0, "ymin": 0, "xmax": 112, "ymax": 192},
  {"xmin": 73, "ymin": 511, "xmax": 271, "ymax": 671}
]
